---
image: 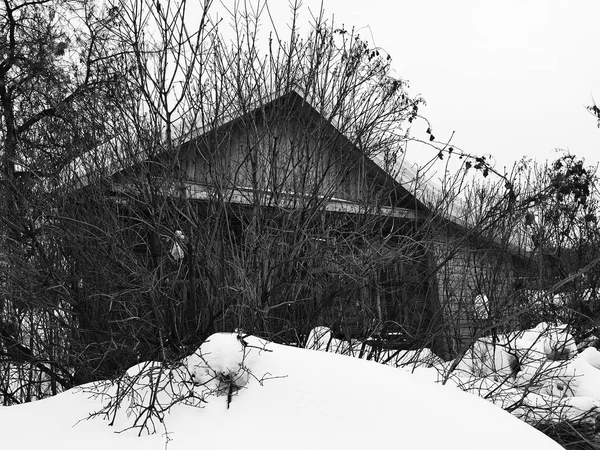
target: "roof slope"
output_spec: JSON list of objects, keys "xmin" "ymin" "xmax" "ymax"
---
[{"xmin": 60, "ymin": 89, "xmax": 434, "ymax": 216}]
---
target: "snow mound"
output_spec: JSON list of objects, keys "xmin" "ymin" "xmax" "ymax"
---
[
  {"xmin": 0, "ymin": 332, "xmax": 562, "ymax": 450},
  {"xmin": 513, "ymin": 322, "xmax": 578, "ymax": 362},
  {"xmin": 579, "ymin": 346, "xmax": 600, "ymax": 369},
  {"xmin": 185, "ymin": 332, "xmax": 251, "ymax": 391},
  {"xmin": 541, "ymin": 356, "xmax": 600, "ymax": 399},
  {"xmin": 306, "ymin": 322, "xmax": 600, "ymax": 427},
  {"xmin": 454, "ymin": 338, "xmax": 517, "ymax": 378},
  {"xmin": 441, "ymin": 323, "xmax": 600, "ymax": 424}
]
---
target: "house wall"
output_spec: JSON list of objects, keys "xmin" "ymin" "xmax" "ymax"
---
[
  {"xmin": 121, "ymin": 99, "xmax": 446, "ymax": 347},
  {"xmin": 372, "ymin": 245, "xmax": 445, "ymax": 352},
  {"xmin": 174, "ymin": 112, "xmax": 455, "ymax": 350},
  {"xmin": 434, "ymin": 236, "xmax": 518, "ymax": 353}
]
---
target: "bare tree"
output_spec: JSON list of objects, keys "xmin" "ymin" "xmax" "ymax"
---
[{"xmin": 0, "ymin": 0, "xmax": 131, "ymax": 402}]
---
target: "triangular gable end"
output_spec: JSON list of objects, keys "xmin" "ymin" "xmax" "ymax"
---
[{"xmin": 174, "ymin": 90, "xmax": 429, "ymax": 220}]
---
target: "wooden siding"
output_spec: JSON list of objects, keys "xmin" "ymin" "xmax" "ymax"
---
[
  {"xmin": 434, "ymin": 237, "xmax": 517, "ymax": 352},
  {"xmin": 178, "ymin": 107, "xmax": 402, "ymax": 212}
]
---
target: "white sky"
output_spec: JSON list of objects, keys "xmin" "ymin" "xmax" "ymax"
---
[{"xmin": 255, "ymin": 0, "xmax": 600, "ymax": 173}]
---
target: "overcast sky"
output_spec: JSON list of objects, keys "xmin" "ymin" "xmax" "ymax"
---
[{"xmin": 257, "ymin": 0, "xmax": 600, "ymax": 173}]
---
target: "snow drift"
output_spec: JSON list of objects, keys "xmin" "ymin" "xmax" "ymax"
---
[
  {"xmin": 0, "ymin": 332, "xmax": 561, "ymax": 449},
  {"xmin": 306, "ymin": 323, "xmax": 600, "ymax": 426}
]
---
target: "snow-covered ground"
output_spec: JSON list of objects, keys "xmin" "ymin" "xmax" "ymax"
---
[
  {"xmin": 0, "ymin": 332, "xmax": 562, "ymax": 449},
  {"xmin": 307, "ymin": 323, "xmax": 600, "ymax": 426}
]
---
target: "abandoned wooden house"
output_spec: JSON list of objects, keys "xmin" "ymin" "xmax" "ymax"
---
[{"xmin": 61, "ymin": 89, "xmax": 531, "ymax": 356}]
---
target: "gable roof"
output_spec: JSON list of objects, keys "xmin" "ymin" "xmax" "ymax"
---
[
  {"xmin": 58, "ymin": 90, "xmax": 432, "ymax": 216},
  {"xmin": 54, "ymin": 89, "xmax": 532, "ymax": 257}
]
